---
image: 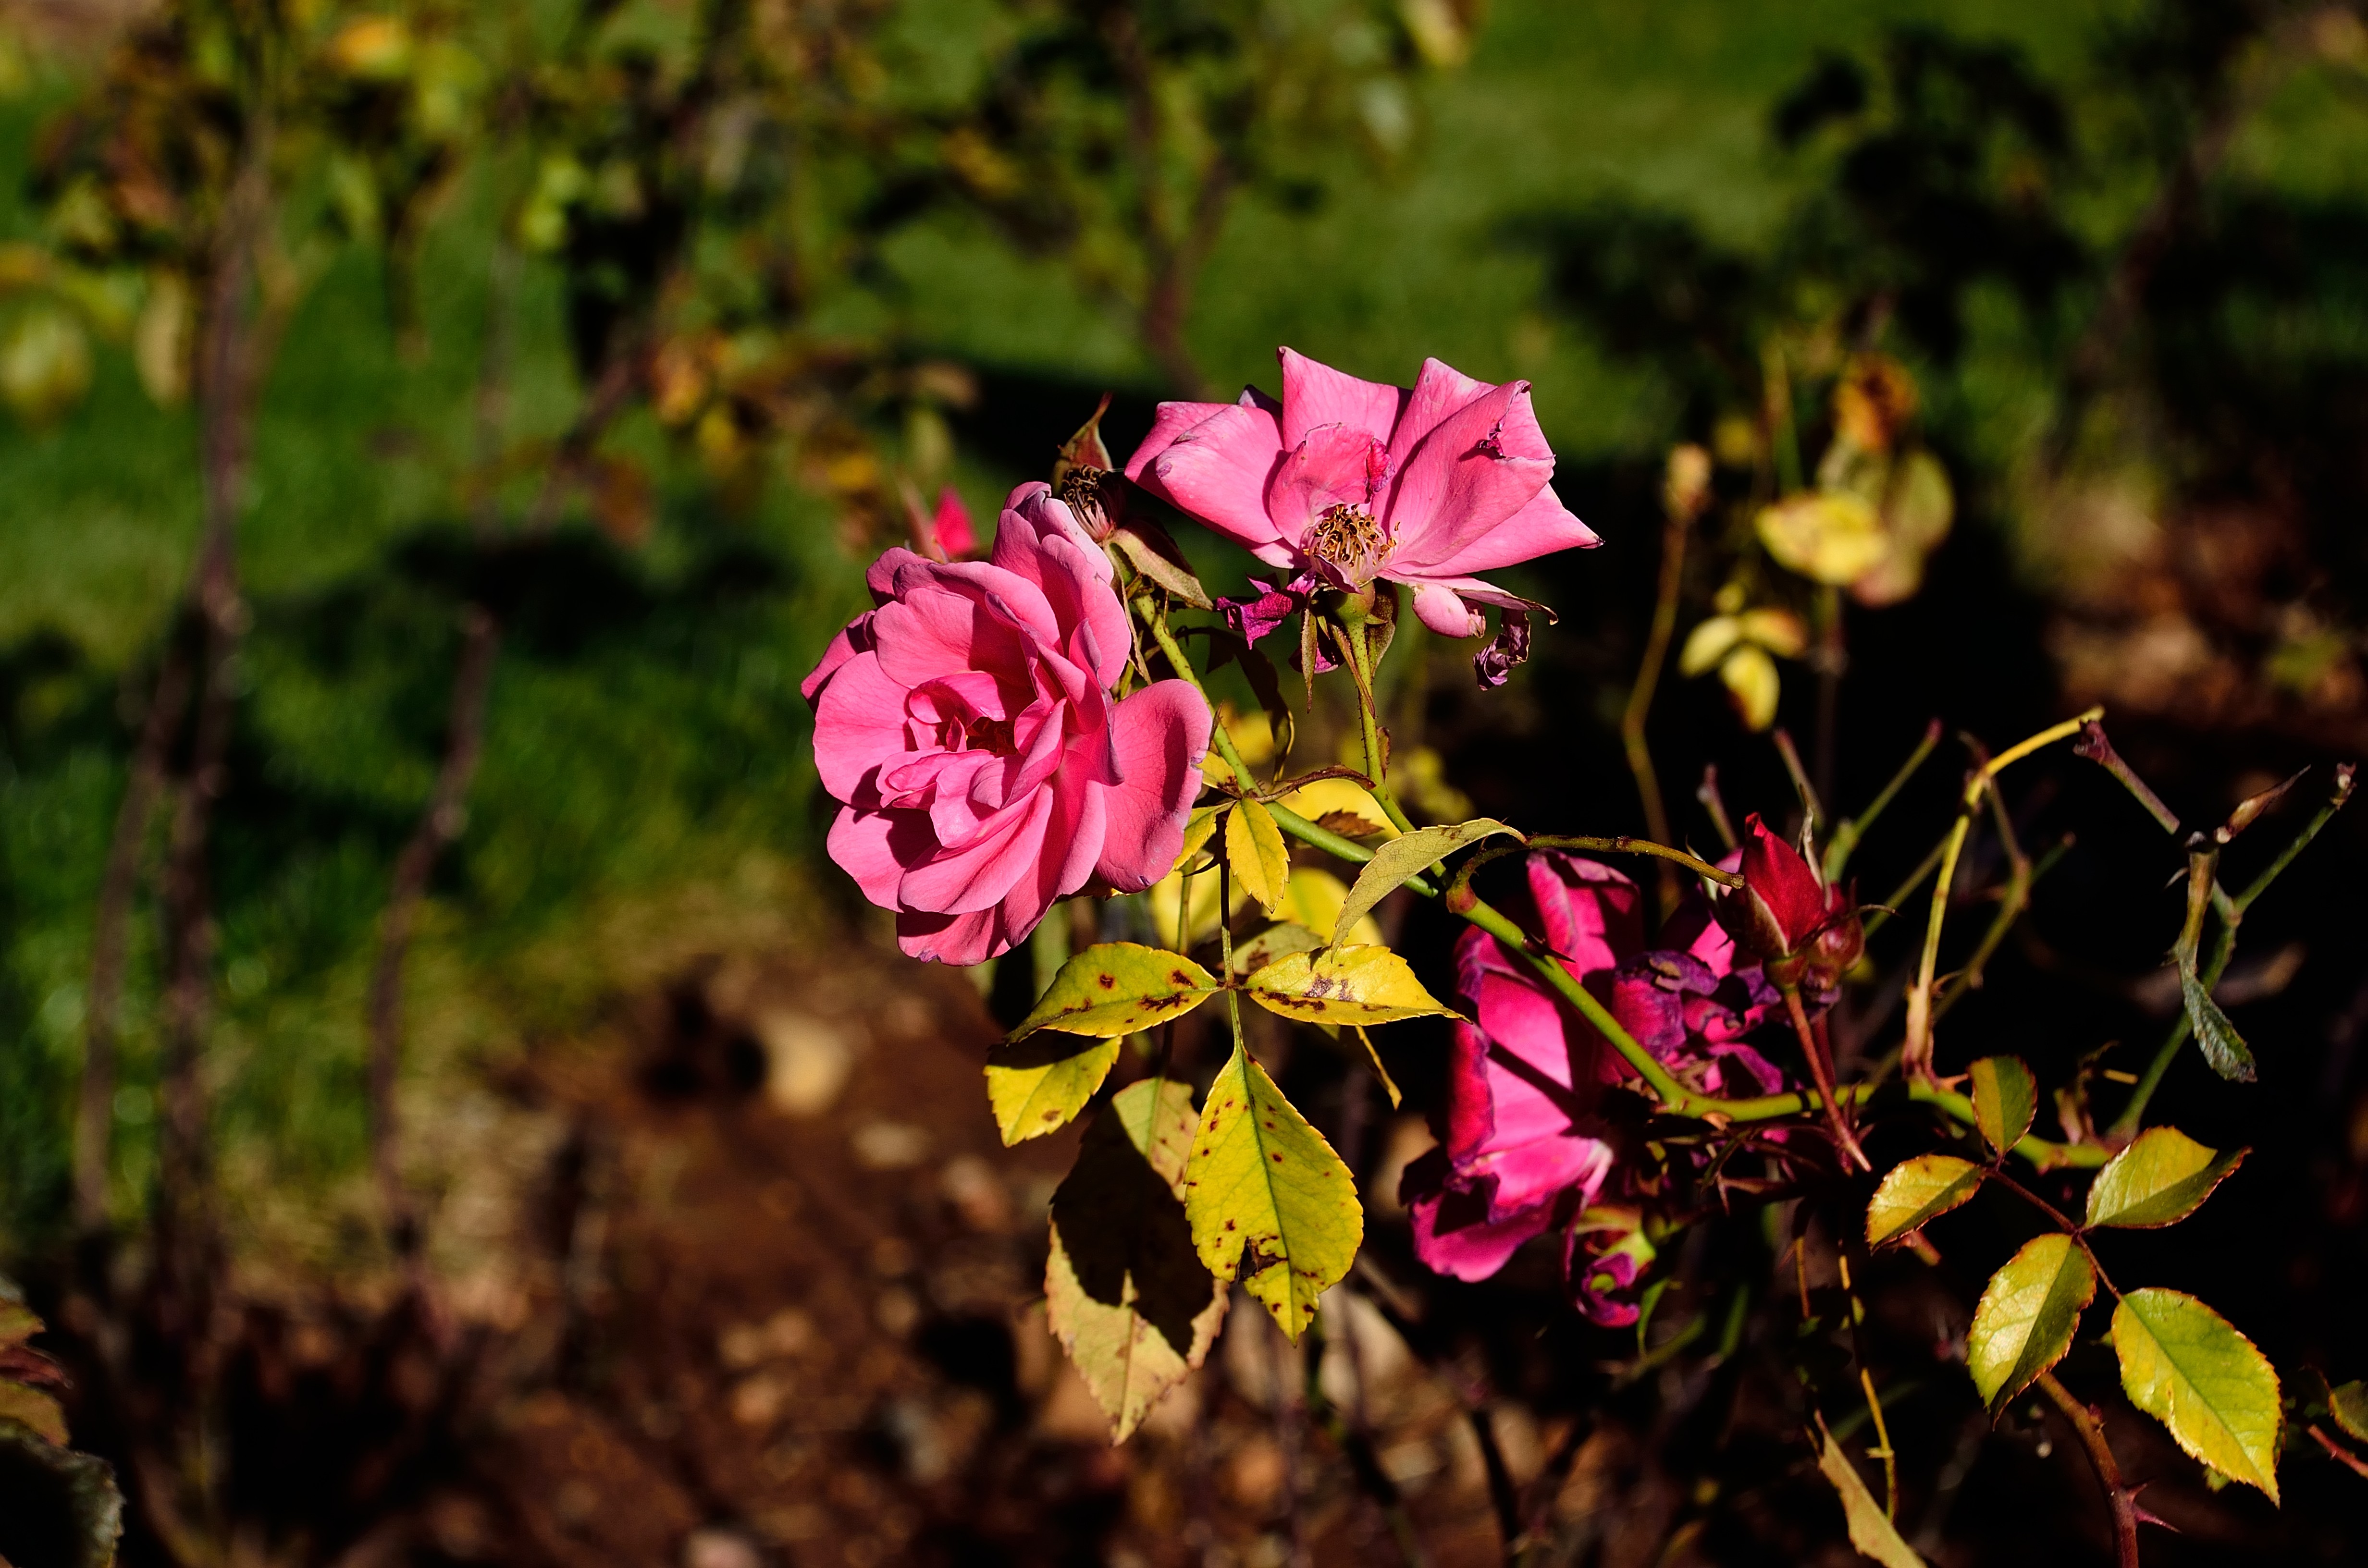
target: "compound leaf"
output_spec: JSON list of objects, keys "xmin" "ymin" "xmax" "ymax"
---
[
  {"xmin": 1009, "ymin": 943, "xmax": 1219, "ymax": 1041},
  {"xmin": 2084, "ymin": 1127, "xmax": 2246, "ymax": 1229},
  {"xmin": 1968, "ymin": 1232, "xmax": 2095, "ymax": 1415},
  {"xmin": 1242, "ymin": 945, "xmax": 1456, "ymax": 1028},
  {"xmin": 1183, "ymin": 1044, "xmax": 1361, "ymax": 1340},
  {"xmin": 2329, "ymin": 1381, "xmax": 2368, "ymax": 1444},
  {"xmin": 1866, "ymin": 1154, "xmax": 1984, "ymax": 1248},
  {"xmin": 2113, "ymin": 1287, "xmax": 2282, "ymax": 1501}
]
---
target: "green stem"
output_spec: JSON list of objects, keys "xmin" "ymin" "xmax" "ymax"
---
[
  {"xmin": 1139, "ymin": 596, "xmax": 2107, "ymax": 1159},
  {"xmin": 1338, "ymin": 600, "xmax": 1418, "ymax": 836}
]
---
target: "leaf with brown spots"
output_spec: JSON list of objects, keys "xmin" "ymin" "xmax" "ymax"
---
[
  {"xmin": 1008, "ymin": 943, "xmax": 1220, "ymax": 1042},
  {"xmin": 1182, "ymin": 1044, "xmax": 1361, "ymax": 1340},
  {"xmin": 985, "ymin": 1034, "xmax": 1123, "ymax": 1145},
  {"xmin": 1241, "ymin": 945, "xmax": 1457, "ymax": 1029}
]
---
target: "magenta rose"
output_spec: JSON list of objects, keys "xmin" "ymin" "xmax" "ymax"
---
[
  {"xmin": 1402, "ymin": 852, "xmax": 1780, "ymax": 1298},
  {"xmin": 1122, "ymin": 347, "xmax": 1600, "ymax": 684},
  {"xmin": 803, "ymin": 482, "xmax": 1213, "ymax": 965}
]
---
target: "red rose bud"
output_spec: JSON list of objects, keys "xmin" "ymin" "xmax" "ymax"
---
[{"xmin": 1714, "ymin": 813, "xmax": 1827, "ymax": 959}]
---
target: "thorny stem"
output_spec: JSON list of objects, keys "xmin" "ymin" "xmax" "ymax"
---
[
  {"xmin": 1903, "ymin": 709, "xmax": 2102, "ymax": 1081},
  {"xmin": 1525, "ymin": 836, "xmax": 1742, "ymax": 889},
  {"xmin": 1859, "ymin": 1366, "xmax": 1900, "ymax": 1519},
  {"xmin": 1931, "ymin": 788, "xmax": 2036, "ymax": 1023},
  {"xmin": 1784, "ymin": 985, "xmax": 1869, "ymax": 1171},
  {"xmin": 1338, "ymin": 598, "xmax": 1419, "ymax": 836},
  {"xmin": 1623, "ymin": 483, "xmax": 1693, "ymax": 917},
  {"xmin": 1774, "ymin": 726, "xmax": 1825, "ymax": 834},
  {"xmin": 2035, "ymin": 1370, "xmax": 2143, "ymax": 1568},
  {"xmin": 1697, "ymin": 764, "xmax": 1739, "ymax": 851},
  {"xmin": 1146, "ymin": 604, "xmax": 2109, "ymax": 1157}
]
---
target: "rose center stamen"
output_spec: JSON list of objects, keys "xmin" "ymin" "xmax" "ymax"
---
[
  {"xmin": 1306, "ymin": 503, "xmax": 1388, "ymax": 578},
  {"xmin": 964, "ymin": 716, "xmax": 1016, "ymax": 754}
]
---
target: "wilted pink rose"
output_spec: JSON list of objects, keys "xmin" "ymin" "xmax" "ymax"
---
[
  {"xmin": 1123, "ymin": 348, "xmax": 1600, "ymax": 685},
  {"xmin": 804, "ymin": 482, "xmax": 1213, "ymax": 965},
  {"xmin": 1403, "ymin": 853, "xmax": 1779, "ymax": 1293}
]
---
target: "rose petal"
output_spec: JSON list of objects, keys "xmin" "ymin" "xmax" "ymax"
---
[
  {"xmin": 897, "ymin": 786, "xmax": 1056, "ymax": 915},
  {"xmin": 1278, "ymin": 346, "xmax": 1406, "ymax": 448},
  {"xmin": 1383, "ymin": 378, "xmax": 1558, "ymax": 568},
  {"xmin": 812, "ymin": 651, "xmax": 918, "ymax": 805},
  {"xmin": 1131, "ymin": 402, "xmax": 1288, "ymax": 550},
  {"xmin": 1094, "ymin": 679, "xmax": 1212, "ymax": 891},
  {"xmin": 1411, "ymin": 580, "xmax": 1485, "ymax": 638},
  {"xmin": 1407, "ymin": 482, "xmax": 1601, "ymax": 576}
]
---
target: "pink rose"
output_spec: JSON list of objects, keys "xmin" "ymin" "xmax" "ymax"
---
[
  {"xmin": 804, "ymin": 482, "xmax": 1213, "ymax": 965},
  {"xmin": 1402, "ymin": 852, "xmax": 1779, "ymax": 1296},
  {"xmin": 1123, "ymin": 347, "xmax": 1600, "ymax": 684}
]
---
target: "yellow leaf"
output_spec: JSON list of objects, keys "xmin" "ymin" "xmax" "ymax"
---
[
  {"xmin": 2112, "ymin": 1288, "xmax": 2282, "ymax": 1501},
  {"xmin": 1173, "ymin": 805, "xmax": 1219, "ymax": 874},
  {"xmin": 2084, "ymin": 1127, "xmax": 2247, "ymax": 1229},
  {"xmin": 1719, "ymin": 644, "xmax": 1782, "ymax": 732},
  {"xmin": 1046, "ymin": 1079, "xmax": 1229, "ymax": 1441},
  {"xmin": 1184, "ymin": 1044, "xmax": 1362, "ymax": 1340},
  {"xmin": 1816, "ymin": 1421, "xmax": 1928, "ymax": 1568},
  {"xmin": 1224, "ymin": 799, "xmax": 1292, "ymax": 918},
  {"xmin": 1242, "ymin": 945, "xmax": 1457, "ymax": 1028},
  {"xmin": 985, "ymin": 1035, "xmax": 1122, "ymax": 1145},
  {"xmin": 1735, "ymin": 607, "xmax": 1810, "ymax": 657},
  {"xmin": 0, "ymin": 1380, "xmax": 67, "ymax": 1447},
  {"xmin": 1009, "ymin": 943, "xmax": 1220, "ymax": 1041},
  {"xmin": 1967, "ymin": 1232, "xmax": 2095, "ymax": 1414},
  {"xmin": 1273, "ymin": 779, "xmax": 1397, "ymax": 841},
  {"xmin": 1865, "ymin": 1154, "xmax": 1984, "ymax": 1248},
  {"xmin": 1230, "ymin": 922, "xmax": 1324, "ymax": 976},
  {"xmin": 1757, "ymin": 491, "xmax": 1889, "ymax": 586},
  {"xmin": 1679, "ymin": 616, "xmax": 1742, "ymax": 676},
  {"xmin": 1278, "ymin": 868, "xmax": 1383, "ymax": 947},
  {"xmin": 1851, "ymin": 451, "xmax": 1954, "ymax": 608}
]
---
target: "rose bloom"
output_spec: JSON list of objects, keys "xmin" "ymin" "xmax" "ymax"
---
[
  {"xmin": 1401, "ymin": 852, "xmax": 1779, "ymax": 1318},
  {"xmin": 803, "ymin": 482, "xmax": 1212, "ymax": 964},
  {"xmin": 1123, "ymin": 347, "xmax": 1599, "ymax": 683}
]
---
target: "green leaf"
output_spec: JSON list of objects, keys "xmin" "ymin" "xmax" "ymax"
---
[
  {"xmin": 1009, "ymin": 943, "xmax": 1219, "ymax": 1041},
  {"xmin": 2329, "ymin": 1380, "xmax": 2368, "ymax": 1444},
  {"xmin": 1969, "ymin": 1055, "xmax": 2037, "ymax": 1157},
  {"xmin": 1967, "ymin": 1232, "xmax": 2096, "ymax": 1415},
  {"xmin": 1173, "ymin": 804, "xmax": 1219, "ymax": 873},
  {"xmin": 1328, "ymin": 818, "xmax": 1519, "ymax": 944},
  {"xmin": 1242, "ymin": 945, "xmax": 1457, "ymax": 1028},
  {"xmin": 2112, "ymin": 1287, "xmax": 2283, "ymax": 1501},
  {"xmin": 2084, "ymin": 1127, "xmax": 2247, "ymax": 1229},
  {"xmin": 1865, "ymin": 1154, "xmax": 1984, "ymax": 1248},
  {"xmin": 2183, "ymin": 968, "xmax": 2257, "ymax": 1082},
  {"xmin": 1046, "ymin": 1078, "xmax": 1229, "ymax": 1442},
  {"xmin": 984, "ymin": 1035, "xmax": 1122, "ymax": 1145},
  {"xmin": 0, "ymin": 1420, "xmax": 124, "ymax": 1568},
  {"xmin": 1816, "ymin": 1424, "xmax": 1928, "ymax": 1568},
  {"xmin": 1183, "ymin": 1043, "xmax": 1363, "ymax": 1340},
  {"xmin": 1224, "ymin": 799, "xmax": 1292, "ymax": 917}
]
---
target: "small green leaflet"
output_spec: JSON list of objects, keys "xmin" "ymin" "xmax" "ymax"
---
[
  {"xmin": 1225, "ymin": 799, "xmax": 1293, "ymax": 917},
  {"xmin": 2084, "ymin": 1126, "xmax": 2247, "ymax": 1229},
  {"xmin": 1328, "ymin": 818, "xmax": 1520, "ymax": 943},
  {"xmin": 1173, "ymin": 805, "xmax": 1219, "ymax": 873},
  {"xmin": 984, "ymin": 1035, "xmax": 1122, "ymax": 1145},
  {"xmin": 1008, "ymin": 943, "xmax": 1219, "ymax": 1041},
  {"xmin": 1241, "ymin": 945, "xmax": 1458, "ymax": 1027},
  {"xmin": 1046, "ymin": 1079, "xmax": 1229, "ymax": 1442},
  {"xmin": 1183, "ymin": 1043, "xmax": 1362, "ymax": 1340},
  {"xmin": 2329, "ymin": 1381, "xmax": 2368, "ymax": 1444},
  {"xmin": 1865, "ymin": 1154, "xmax": 1984, "ymax": 1248},
  {"xmin": 1968, "ymin": 1232, "xmax": 2096, "ymax": 1415},
  {"xmin": 2112, "ymin": 1288, "xmax": 2282, "ymax": 1502},
  {"xmin": 1815, "ymin": 1422, "xmax": 1927, "ymax": 1568},
  {"xmin": 2182, "ymin": 968, "xmax": 2257, "ymax": 1082},
  {"xmin": 1968, "ymin": 1055, "xmax": 2037, "ymax": 1157}
]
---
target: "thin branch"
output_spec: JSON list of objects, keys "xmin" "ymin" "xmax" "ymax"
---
[
  {"xmin": 2035, "ymin": 1371, "xmax": 2142, "ymax": 1568},
  {"xmin": 1622, "ymin": 460, "xmax": 1698, "ymax": 917},
  {"xmin": 1825, "ymin": 718, "xmax": 1942, "ymax": 884}
]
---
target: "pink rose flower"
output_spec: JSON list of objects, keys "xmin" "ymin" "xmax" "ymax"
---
[
  {"xmin": 1402, "ymin": 852, "xmax": 1779, "ymax": 1305},
  {"xmin": 1123, "ymin": 347, "xmax": 1600, "ymax": 684},
  {"xmin": 803, "ymin": 482, "xmax": 1213, "ymax": 965}
]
